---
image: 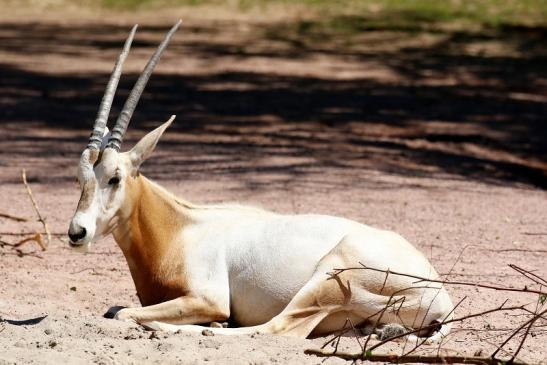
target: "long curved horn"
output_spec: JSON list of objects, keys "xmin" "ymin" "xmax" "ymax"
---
[
  {"xmin": 106, "ymin": 20, "xmax": 182, "ymax": 151},
  {"xmin": 87, "ymin": 24, "xmax": 138, "ymax": 151}
]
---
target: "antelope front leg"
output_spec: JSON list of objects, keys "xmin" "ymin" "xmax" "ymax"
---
[{"xmin": 109, "ymin": 296, "xmax": 229, "ymax": 326}]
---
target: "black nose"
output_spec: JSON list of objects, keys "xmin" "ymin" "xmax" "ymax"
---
[{"xmin": 68, "ymin": 227, "xmax": 86, "ymax": 243}]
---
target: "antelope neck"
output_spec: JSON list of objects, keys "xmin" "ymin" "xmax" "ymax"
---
[{"xmin": 112, "ymin": 175, "xmax": 193, "ymax": 306}]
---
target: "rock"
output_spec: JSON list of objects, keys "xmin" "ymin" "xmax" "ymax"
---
[{"xmin": 201, "ymin": 329, "xmax": 214, "ymax": 336}]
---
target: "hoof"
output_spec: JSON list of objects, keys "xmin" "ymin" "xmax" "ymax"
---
[{"xmin": 103, "ymin": 306, "xmax": 127, "ymax": 319}]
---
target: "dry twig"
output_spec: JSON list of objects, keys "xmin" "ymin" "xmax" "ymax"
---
[
  {"xmin": 331, "ymin": 263, "xmax": 547, "ymax": 297},
  {"xmin": 21, "ymin": 169, "xmax": 50, "ymax": 250},
  {"xmin": 307, "ymin": 263, "xmax": 547, "ymax": 364},
  {"xmin": 304, "ymin": 349, "xmax": 528, "ymax": 365},
  {"xmin": 0, "ymin": 213, "xmax": 28, "ymax": 222},
  {"xmin": 0, "ymin": 232, "xmax": 64, "ymax": 237}
]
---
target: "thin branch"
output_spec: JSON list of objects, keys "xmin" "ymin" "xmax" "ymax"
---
[
  {"xmin": 509, "ymin": 264, "xmax": 547, "ymax": 287},
  {"xmin": 489, "ymin": 249, "xmax": 547, "ymax": 253},
  {"xmin": 312, "ymin": 259, "xmax": 546, "ymax": 365},
  {"xmin": 510, "ymin": 315, "xmax": 538, "ymax": 363},
  {"xmin": 0, "ymin": 213, "xmax": 28, "ymax": 222},
  {"xmin": 0, "ymin": 234, "xmax": 46, "ymax": 251},
  {"xmin": 347, "ymin": 317, "xmax": 363, "ymax": 350},
  {"xmin": 0, "ymin": 232, "xmax": 65, "ymax": 237},
  {"xmin": 361, "ymin": 295, "xmax": 407, "ymax": 351},
  {"xmin": 332, "ymin": 263, "xmax": 547, "ymax": 296},
  {"xmin": 402, "ymin": 296, "xmax": 468, "ymax": 358},
  {"xmin": 304, "ymin": 349, "xmax": 528, "ymax": 365},
  {"xmin": 365, "ymin": 304, "xmax": 526, "ymax": 354},
  {"xmin": 21, "ymin": 169, "xmax": 50, "ymax": 249},
  {"xmin": 491, "ymin": 307, "xmax": 547, "ymax": 359},
  {"xmin": 13, "ymin": 233, "xmax": 46, "ymax": 251},
  {"xmin": 1, "ymin": 249, "xmax": 44, "ymax": 259}
]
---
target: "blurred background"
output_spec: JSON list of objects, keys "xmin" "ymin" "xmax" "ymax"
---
[{"xmin": 1, "ymin": 0, "xmax": 546, "ymax": 190}]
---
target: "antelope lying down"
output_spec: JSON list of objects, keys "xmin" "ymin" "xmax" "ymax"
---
[{"xmin": 68, "ymin": 21, "xmax": 454, "ymax": 341}]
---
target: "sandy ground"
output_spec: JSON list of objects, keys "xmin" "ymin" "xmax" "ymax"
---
[{"xmin": 0, "ymin": 6, "xmax": 546, "ymax": 364}]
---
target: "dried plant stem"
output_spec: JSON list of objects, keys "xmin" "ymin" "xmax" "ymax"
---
[
  {"xmin": 21, "ymin": 169, "xmax": 50, "ymax": 249},
  {"xmin": 304, "ymin": 349, "xmax": 528, "ymax": 365},
  {"xmin": 0, "ymin": 213, "xmax": 28, "ymax": 222},
  {"xmin": 312, "ymin": 263, "xmax": 546, "ymax": 365},
  {"xmin": 0, "ymin": 232, "xmax": 64, "ymax": 237},
  {"xmin": 491, "ymin": 307, "xmax": 547, "ymax": 359},
  {"xmin": 366, "ymin": 304, "xmax": 525, "ymax": 354},
  {"xmin": 331, "ymin": 263, "xmax": 547, "ymax": 296},
  {"xmin": 13, "ymin": 233, "xmax": 46, "ymax": 251},
  {"xmin": 488, "ymin": 248, "xmax": 547, "ymax": 253},
  {"xmin": 0, "ymin": 234, "xmax": 46, "ymax": 251},
  {"xmin": 509, "ymin": 264, "xmax": 547, "ymax": 287}
]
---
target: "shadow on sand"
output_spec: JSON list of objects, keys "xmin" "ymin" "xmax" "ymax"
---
[{"xmin": 0, "ymin": 20, "xmax": 546, "ymax": 189}]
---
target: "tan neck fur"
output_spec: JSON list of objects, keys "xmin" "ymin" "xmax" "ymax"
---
[{"xmin": 112, "ymin": 174, "xmax": 192, "ymax": 306}]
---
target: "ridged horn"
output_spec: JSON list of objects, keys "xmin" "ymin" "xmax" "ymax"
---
[
  {"xmin": 87, "ymin": 24, "xmax": 138, "ymax": 151},
  {"xmin": 106, "ymin": 20, "xmax": 182, "ymax": 151}
]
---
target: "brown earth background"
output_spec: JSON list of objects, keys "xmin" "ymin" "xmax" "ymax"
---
[{"xmin": 0, "ymin": 1, "xmax": 546, "ymax": 364}]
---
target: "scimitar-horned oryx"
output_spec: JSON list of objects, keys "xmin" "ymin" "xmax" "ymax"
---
[{"xmin": 68, "ymin": 20, "xmax": 454, "ymax": 341}]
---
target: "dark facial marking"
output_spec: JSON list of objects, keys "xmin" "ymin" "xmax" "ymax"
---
[{"xmin": 76, "ymin": 178, "xmax": 97, "ymax": 211}]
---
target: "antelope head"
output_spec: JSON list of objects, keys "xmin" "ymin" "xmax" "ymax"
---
[{"xmin": 68, "ymin": 21, "xmax": 181, "ymax": 249}]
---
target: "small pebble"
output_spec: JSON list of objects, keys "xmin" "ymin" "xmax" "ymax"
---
[{"xmin": 201, "ymin": 329, "xmax": 214, "ymax": 336}]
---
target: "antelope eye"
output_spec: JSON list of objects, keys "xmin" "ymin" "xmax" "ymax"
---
[{"xmin": 108, "ymin": 176, "xmax": 120, "ymax": 185}]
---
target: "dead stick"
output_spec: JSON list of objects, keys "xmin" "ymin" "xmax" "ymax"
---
[
  {"xmin": 12, "ymin": 233, "xmax": 40, "ymax": 248},
  {"xmin": 0, "ymin": 233, "xmax": 46, "ymax": 251},
  {"xmin": 509, "ymin": 264, "xmax": 547, "ymax": 287},
  {"xmin": 491, "ymin": 307, "xmax": 547, "ymax": 359},
  {"xmin": 364, "ymin": 304, "xmax": 525, "ymax": 354},
  {"xmin": 510, "ymin": 316, "xmax": 538, "ymax": 363},
  {"xmin": 331, "ymin": 263, "xmax": 547, "ymax": 296},
  {"xmin": 21, "ymin": 169, "xmax": 50, "ymax": 249},
  {"xmin": 0, "ymin": 213, "xmax": 28, "ymax": 222},
  {"xmin": 304, "ymin": 349, "xmax": 528, "ymax": 365},
  {"xmin": 15, "ymin": 233, "xmax": 46, "ymax": 251},
  {"xmin": 483, "ymin": 249, "xmax": 547, "ymax": 253},
  {"xmin": 0, "ymin": 232, "xmax": 65, "ymax": 237}
]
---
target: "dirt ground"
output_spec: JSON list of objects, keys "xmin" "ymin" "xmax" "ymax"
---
[{"xmin": 0, "ymin": 5, "xmax": 546, "ymax": 364}]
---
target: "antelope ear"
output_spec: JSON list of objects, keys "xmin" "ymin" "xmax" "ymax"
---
[
  {"xmin": 128, "ymin": 115, "xmax": 175, "ymax": 170},
  {"xmin": 100, "ymin": 126, "xmax": 111, "ymax": 150}
]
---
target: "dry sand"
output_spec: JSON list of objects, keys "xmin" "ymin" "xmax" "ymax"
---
[{"xmin": 0, "ymin": 7, "xmax": 546, "ymax": 364}]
